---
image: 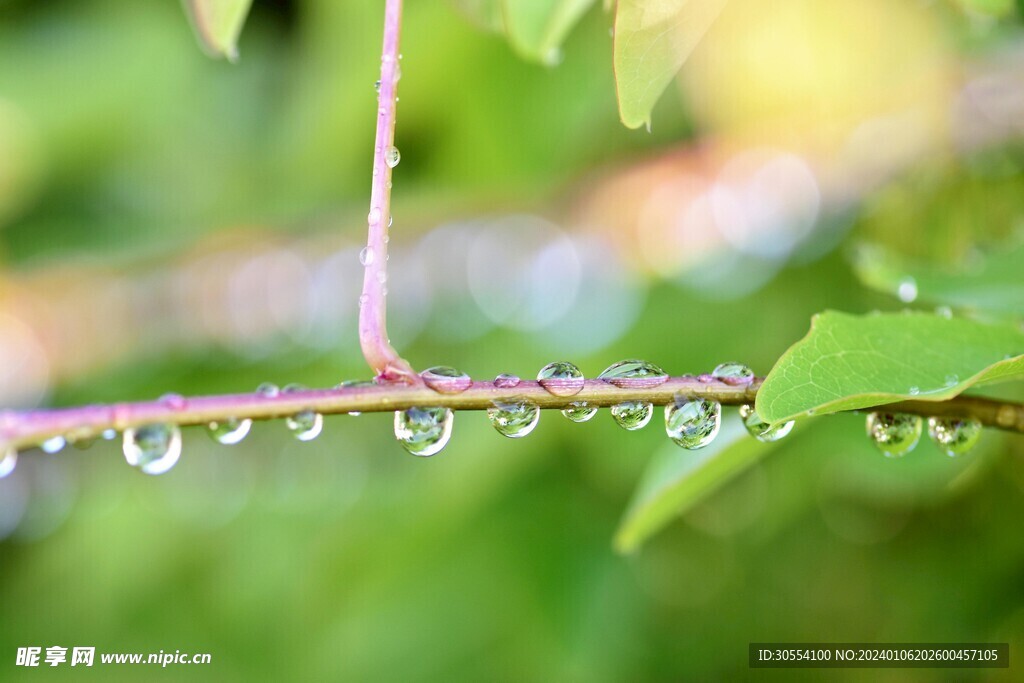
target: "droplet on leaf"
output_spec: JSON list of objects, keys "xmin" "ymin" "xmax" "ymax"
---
[{"xmin": 897, "ymin": 276, "xmax": 918, "ymax": 303}]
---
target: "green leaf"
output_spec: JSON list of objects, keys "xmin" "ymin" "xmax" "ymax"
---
[
  {"xmin": 613, "ymin": 0, "xmax": 727, "ymax": 129},
  {"xmin": 614, "ymin": 421, "xmax": 787, "ymax": 553},
  {"xmin": 452, "ymin": 0, "xmax": 506, "ymax": 33},
  {"xmin": 181, "ymin": 0, "xmax": 253, "ymax": 61},
  {"xmin": 501, "ymin": 0, "xmax": 598, "ymax": 64},
  {"xmin": 756, "ymin": 310, "xmax": 1024, "ymax": 425},
  {"xmin": 851, "ymin": 242, "xmax": 1024, "ymax": 316}
]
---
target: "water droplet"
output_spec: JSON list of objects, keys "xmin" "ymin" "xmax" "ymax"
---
[
  {"xmin": 40, "ymin": 436, "xmax": 66, "ymax": 454},
  {"xmin": 368, "ymin": 207, "xmax": 382, "ymax": 223},
  {"xmin": 257, "ymin": 382, "xmax": 280, "ymax": 398},
  {"xmin": 160, "ymin": 393, "xmax": 186, "ymax": 410},
  {"xmin": 739, "ymin": 404, "xmax": 793, "ymax": 442},
  {"xmin": 374, "ymin": 79, "xmax": 381, "ymax": 92},
  {"xmin": 865, "ymin": 412, "xmax": 922, "ymax": 458},
  {"xmin": 123, "ymin": 424, "xmax": 182, "ymax": 475},
  {"xmin": 394, "ymin": 407, "xmax": 453, "ymax": 456},
  {"xmin": 359, "ymin": 246, "xmax": 375, "ymax": 266},
  {"xmin": 385, "ymin": 146, "xmax": 401, "ymax": 168},
  {"xmin": 358, "ymin": 293, "xmax": 369, "ymax": 307},
  {"xmin": 537, "ymin": 361, "xmax": 584, "ymax": 397},
  {"xmin": 286, "ymin": 410, "xmax": 323, "ymax": 442},
  {"xmin": 665, "ymin": 396, "xmax": 721, "ymax": 449},
  {"xmin": 944, "ymin": 374, "xmax": 959, "ymax": 387},
  {"xmin": 421, "ymin": 366, "xmax": 472, "ymax": 393},
  {"xmin": 711, "ymin": 362, "xmax": 755, "ymax": 386},
  {"xmin": 697, "ymin": 374, "xmax": 715, "ymax": 384},
  {"xmin": 102, "ymin": 429, "xmax": 117, "ymax": 441},
  {"xmin": 908, "ymin": 386, "xmax": 920, "ymax": 396},
  {"xmin": 388, "ymin": 215, "xmax": 393, "ymax": 228},
  {"xmin": 611, "ymin": 402, "xmax": 653, "ymax": 431},
  {"xmin": 493, "ymin": 373, "xmax": 521, "ymax": 389},
  {"xmin": 935, "ymin": 305, "xmax": 953, "ymax": 319},
  {"xmin": 338, "ymin": 379, "xmax": 375, "ymax": 415},
  {"xmin": 0, "ymin": 448, "xmax": 16, "ymax": 478},
  {"xmin": 487, "ymin": 400, "xmax": 540, "ymax": 438},
  {"xmin": 897, "ymin": 276, "xmax": 918, "ymax": 303},
  {"xmin": 207, "ymin": 417, "xmax": 252, "ymax": 446},
  {"xmin": 562, "ymin": 401, "xmax": 597, "ymax": 423},
  {"xmin": 282, "ymin": 383, "xmax": 306, "ymax": 394},
  {"xmin": 597, "ymin": 359, "xmax": 668, "ymax": 389},
  {"xmin": 927, "ymin": 417, "xmax": 982, "ymax": 457}
]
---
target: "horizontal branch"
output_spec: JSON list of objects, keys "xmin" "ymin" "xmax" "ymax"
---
[{"xmin": 1, "ymin": 376, "xmax": 1021, "ymax": 451}]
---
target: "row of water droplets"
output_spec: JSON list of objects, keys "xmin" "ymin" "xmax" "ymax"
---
[
  {"xmin": 865, "ymin": 412, "xmax": 982, "ymax": 458},
  {"xmin": 391, "ymin": 360, "xmax": 792, "ymax": 456}
]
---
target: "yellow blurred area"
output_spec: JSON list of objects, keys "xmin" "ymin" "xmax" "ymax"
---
[{"xmin": 682, "ymin": 0, "xmax": 954, "ymax": 156}]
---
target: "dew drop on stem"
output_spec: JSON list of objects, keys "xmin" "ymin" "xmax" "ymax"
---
[
  {"xmin": 665, "ymin": 396, "xmax": 721, "ymax": 449},
  {"xmin": 123, "ymin": 424, "xmax": 182, "ymax": 475},
  {"xmin": 286, "ymin": 410, "xmax": 323, "ymax": 442},
  {"xmin": 927, "ymin": 417, "xmax": 982, "ymax": 457},
  {"xmin": 865, "ymin": 412, "xmax": 922, "ymax": 458},
  {"xmin": 739, "ymin": 404, "xmax": 793, "ymax": 442},
  {"xmin": 562, "ymin": 401, "xmax": 597, "ymax": 423},
  {"xmin": 394, "ymin": 407, "xmax": 453, "ymax": 456},
  {"xmin": 537, "ymin": 361, "xmax": 584, "ymax": 397},
  {"xmin": 711, "ymin": 362, "xmax": 755, "ymax": 386},
  {"xmin": 360, "ymin": 246, "xmax": 375, "ymax": 266},
  {"xmin": 257, "ymin": 382, "xmax": 280, "ymax": 398},
  {"xmin": 611, "ymin": 402, "xmax": 653, "ymax": 431},
  {"xmin": 40, "ymin": 436, "xmax": 66, "ymax": 454},
  {"xmin": 207, "ymin": 417, "xmax": 252, "ymax": 446},
  {"xmin": 598, "ymin": 359, "xmax": 668, "ymax": 389},
  {"xmin": 421, "ymin": 366, "xmax": 472, "ymax": 394},
  {"xmin": 0, "ymin": 448, "xmax": 16, "ymax": 479},
  {"xmin": 493, "ymin": 373, "xmax": 521, "ymax": 389},
  {"xmin": 385, "ymin": 146, "xmax": 401, "ymax": 168},
  {"xmin": 487, "ymin": 400, "xmax": 540, "ymax": 438}
]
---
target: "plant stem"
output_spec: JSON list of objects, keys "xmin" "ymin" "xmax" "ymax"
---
[
  {"xmin": 2, "ymin": 377, "xmax": 1021, "ymax": 451},
  {"xmin": 359, "ymin": 0, "xmax": 419, "ymax": 384}
]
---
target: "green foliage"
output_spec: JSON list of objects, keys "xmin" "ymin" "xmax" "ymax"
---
[
  {"xmin": 615, "ymin": 420, "xmax": 792, "ymax": 552},
  {"xmin": 852, "ymin": 241, "xmax": 1024, "ymax": 316},
  {"xmin": 181, "ymin": 0, "xmax": 253, "ymax": 61},
  {"xmin": 452, "ymin": 0, "xmax": 598, "ymax": 63},
  {"xmin": 756, "ymin": 311, "xmax": 1024, "ymax": 425},
  {"xmin": 613, "ymin": 0, "xmax": 725, "ymax": 128}
]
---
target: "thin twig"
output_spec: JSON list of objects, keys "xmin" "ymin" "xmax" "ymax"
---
[
  {"xmin": 1, "ymin": 377, "xmax": 1021, "ymax": 451},
  {"xmin": 359, "ymin": 0, "xmax": 419, "ymax": 384}
]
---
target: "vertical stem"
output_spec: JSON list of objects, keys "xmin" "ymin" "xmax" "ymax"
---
[{"xmin": 359, "ymin": 0, "xmax": 419, "ymax": 384}]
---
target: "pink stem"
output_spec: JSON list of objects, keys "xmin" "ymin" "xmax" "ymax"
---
[
  {"xmin": 359, "ymin": 0, "xmax": 419, "ymax": 384},
  {"xmin": 2, "ymin": 378, "xmax": 1022, "ymax": 451}
]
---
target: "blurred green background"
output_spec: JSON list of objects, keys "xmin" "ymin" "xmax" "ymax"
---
[{"xmin": 1, "ymin": 0, "xmax": 1024, "ymax": 680}]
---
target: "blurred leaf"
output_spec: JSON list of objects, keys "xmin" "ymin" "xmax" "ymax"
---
[
  {"xmin": 451, "ymin": 0, "xmax": 506, "ymax": 32},
  {"xmin": 613, "ymin": 0, "xmax": 727, "ymax": 129},
  {"xmin": 501, "ymin": 0, "xmax": 598, "ymax": 64},
  {"xmin": 181, "ymin": 0, "xmax": 253, "ymax": 61},
  {"xmin": 614, "ymin": 421, "xmax": 788, "ymax": 553},
  {"xmin": 756, "ymin": 311, "xmax": 1024, "ymax": 425},
  {"xmin": 851, "ymin": 242, "xmax": 1024, "ymax": 316}
]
